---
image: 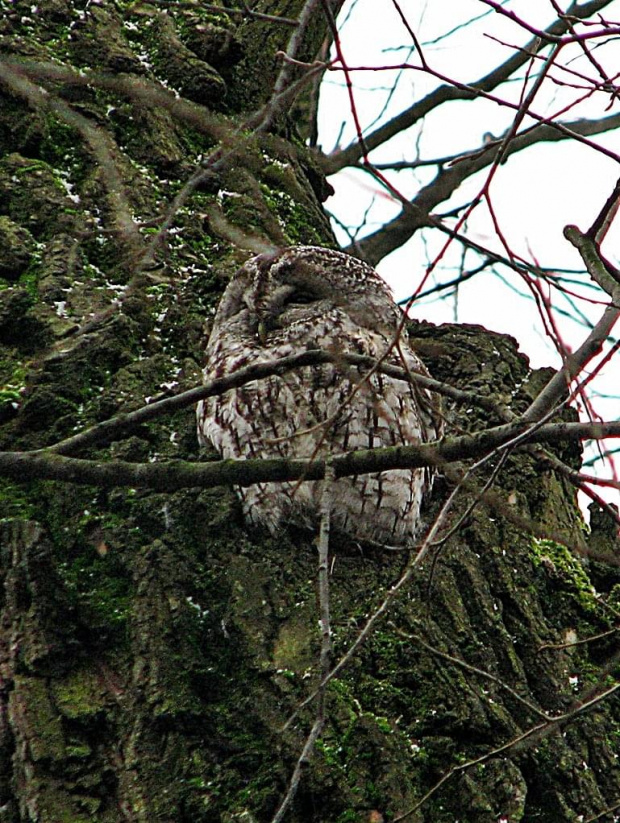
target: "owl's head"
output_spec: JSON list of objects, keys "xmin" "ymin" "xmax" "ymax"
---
[{"xmin": 212, "ymin": 246, "xmax": 401, "ymax": 341}]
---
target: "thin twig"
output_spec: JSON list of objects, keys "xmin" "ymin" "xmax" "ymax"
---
[
  {"xmin": 270, "ymin": 459, "xmax": 334, "ymax": 823},
  {"xmin": 538, "ymin": 626, "xmax": 618, "ymax": 651},
  {"xmin": 584, "ymin": 799, "xmax": 620, "ymax": 822},
  {"xmin": 270, "ymin": 717, "xmax": 323, "ymax": 823},
  {"xmin": 391, "ymin": 625, "xmax": 552, "ymax": 721}
]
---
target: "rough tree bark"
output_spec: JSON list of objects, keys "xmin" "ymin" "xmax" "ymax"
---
[{"xmin": 1, "ymin": 3, "xmax": 620, "ymax": 823}]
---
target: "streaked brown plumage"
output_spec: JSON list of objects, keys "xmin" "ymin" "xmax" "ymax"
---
[{"xmin": 197, "ymin": 245, "xmax": 440, "ymax": 544}]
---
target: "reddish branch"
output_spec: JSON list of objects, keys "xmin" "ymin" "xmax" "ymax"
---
[{"xmin": 321, "ymin": 0, "xmax": 616, "ymax": 174}]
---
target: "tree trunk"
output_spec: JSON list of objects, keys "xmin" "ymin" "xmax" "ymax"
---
[{"xmin": 1, "ymin": 3, "xmax": 620, "ymax": 822}]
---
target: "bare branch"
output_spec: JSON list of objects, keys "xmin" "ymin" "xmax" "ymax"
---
[
  {"xmin": 520, "ymin": 224, "xmax": 620, "ymax": 423},
  {"xmin": 321, "ymin": 0, "xmax": 616, "ymax": 173},
  {"xmin": 3, "ymin": 419, "xmax": 620, "ymax": 498},
  {"xmin": 564, "ymin": 225, "xmax": 620, "ymax": 300},
  {"xmin": 47, "ymin": 349, "xmax": 505, "ymax": 456},
  {"xmin": 522, "ymin": 304, "xmax": 619, "ymax": 422},
  {"xmin": 348, "ymin": 109, "xmax": 620, "ymax": 265}
]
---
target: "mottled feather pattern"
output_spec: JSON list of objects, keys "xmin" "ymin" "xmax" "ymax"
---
[{"xmin": 197, "ymin": 246, "xmax": 441, "ymax": 545}]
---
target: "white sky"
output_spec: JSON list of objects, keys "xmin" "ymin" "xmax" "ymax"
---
[{"xmin": 317, "ymin": 0, "xmax": 620, "ymax": 506}]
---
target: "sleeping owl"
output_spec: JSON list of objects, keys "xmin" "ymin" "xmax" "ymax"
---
[{"xmin": 197, "ymin": 245, "xmax": 441, "ymax": 545}]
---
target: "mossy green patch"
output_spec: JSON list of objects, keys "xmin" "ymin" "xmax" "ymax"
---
[
  {"xmin": 57, "ymin": 549, "xmax": 131, "ymax": 633},
  {"xmin": 531, "ymin": 537, "xmax": 601, "ymax": 616},
  {"xmin": 0, "ymin": 478, "xmax": 37, "ymax": 520},
  {"xmin": 12, "ymin": 676, "xmax": 66, "ymax": 762},
  {"xmin": 52, "ymin": 668, "xmax": 108, "ymax": 720}
]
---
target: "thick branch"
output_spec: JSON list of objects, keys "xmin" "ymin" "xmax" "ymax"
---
[
  {"xmin": 522, "ymin": 225, "xmax": 620, "ymax": 422},
  {"xmin": 2, "ymin": 420, "xmax": 620, "ymax": 492},
  {"xmin": 349, "ymin": 111, "xmax": 620, "ymax": 266}
]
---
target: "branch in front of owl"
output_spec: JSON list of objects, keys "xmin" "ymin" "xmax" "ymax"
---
[
  {"xmin": 2, "ymin": 418, "xmax": 620, "ymax": 489},
  {"xmin": 43, "ymin": 348, "xmax": 505, "ymax": 458},
  {"xmin": 43, "ymin": 306, "xmax": 615, "ymax": 502}
]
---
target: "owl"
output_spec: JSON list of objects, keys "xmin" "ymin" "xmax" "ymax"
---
[{"xmin": 196, "ymin": 246, "xmax": 441, "ymax": 546}]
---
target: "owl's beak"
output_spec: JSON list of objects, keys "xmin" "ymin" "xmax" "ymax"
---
[{"xmin": 254, "ymin": 284, "xmax": 296, "ymax": 345}]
